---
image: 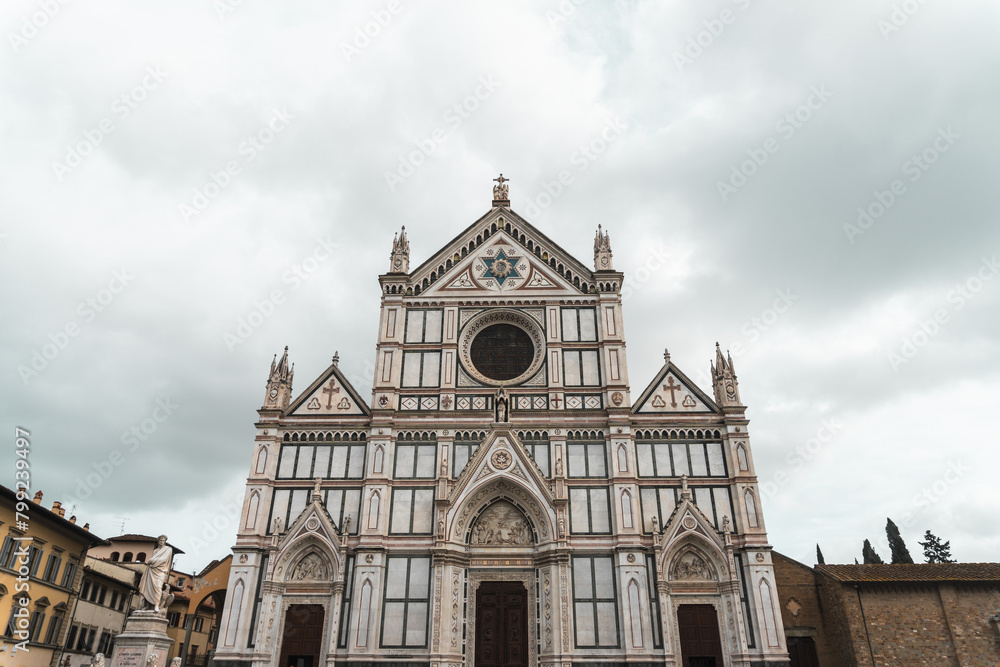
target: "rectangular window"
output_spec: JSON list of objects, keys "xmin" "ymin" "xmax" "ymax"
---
[
  {"xmin": 404, "ymin": 309, "xmax": 443, "ymax": 343},
  {"xmin": 277, "ymin": 444, "xmax": 366, "ymax": 480},
  {"xmin": 394, "ymin": 443, "xmax": 436, "ymax": 479},
  {"xmin": 27, "ymin": 546, "xmax": 43, "ymax": 576},
  {"xmin": 81, "ymin": 579, "xmax": 92, "ymax": 600},
  {"xmin": 522, "ymin": 440, "xmax": 550, "ymax": 477},
  {"xmin": 97, "ymin": 631, "xmax": 112, "ymax": 654},
  {"xmin": 61, "ymin": 561, "xmax": 78, "ymax": 588},
  {"xmin": 401, "ymin": 352, "xmax": 441, "ymax": 388},
  {"xmin": 98, "ymin": 585, "xmax": 108, "ymax": 605},
  {"xmin": 28, "ymin": 610, "xmax": 45, "ymax": 641},
  {"xmin": 195, "ymin": 617, "xmax": 205, "ymax": 632},
  {"xmin": 338, "ymin": 556, "xmax": 355, "ymax": 648},
  {"xmin": 44, "ymin": 615, "xmax": 63, "ymax": 645},
  {"xmin": 452, "ymin": 437, "xmax": 482, "ymax": 478},
  {"xmin": 569, "ymin": 488, "xmax": 611, "ymax": 534},
  {"xmin": 167, "ymin": 612, "xmax": 180, "ymax": 628},
  {"xmin": 65, "ymin": 624, "xmax": 78, "ymax": 649},
  {"xmin": 323, "ymin": 488, "xmax": 362, "ymax": 535},
  {"xmin": 567, "ymin": 441, "xmax": 607, "ymax": 478},
  {"xmin": 389, "ymin": 488, "xmax": 434, "ymax": 534},
  {"xmin": 43, "ymin": 554, "xmax": 61, "ymax": 582},
  {"xmin": 0, "ymin": 537, "xmax": 15, "ymax": 568},
  {"xmin": 563, "ymin": 350, "xmax": 601, "ymax": 386},
  {"xmin": 572, "ymin": 556, "xmax": 618, "ymax": 647},
  {"xmin": 381, "ymin": 556, "xmax": 431, "ymax": 647},
  {"xmin": 561, "ymin": 308, "xmax": 598, "ymax": 342},
  {"xmin": 639, "ymin": 487, "xmax": 676, "ymax": 533}
]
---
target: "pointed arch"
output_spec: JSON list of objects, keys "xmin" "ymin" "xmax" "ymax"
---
[
  {"xmin": 449, "ymin": 477, "xmax": 556, "ymax": 544},
  {"xmin": 736, "ymin": 443, "xmax": 749, "ymax": 471},
  {"xmin": 254, "ymin": 446, "xmax": 267, "ymax": 474},
  {"xmin": 620, "ymin": 489, "xmax": 634, "ymax": 529},
  {"xmin": 244, "ymin": 491, "xmax": 260, "ymax": 530},
  {"xmin": 222, "ymin": 579, "xmax": 244, "ymax": 647},
  {"xmin": 367, "ymin": 490, "xmax": 381, "ymax": 529},
  {"xmin": 745, "ymin": 489, "xmax": 760, "ymax": 528},
  {"xmin": 626, "ymin": 578, "xmax": 644, "ymax": 648}
]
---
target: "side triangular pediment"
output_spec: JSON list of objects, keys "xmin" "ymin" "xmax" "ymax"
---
[
  {"xmin": 288, "ymin": 362, "xmax": 371, "ymax": 417},
  {"xmin": 633, "ymin": 361, "xmax": 719, "ymax": 414},
  {"xmin": 402, "ymin": 207, "xmax": 596, "ymax": 297},
  {"xmin": 419, "ymin": 231, "xmax": 584, "ymax": 298}
]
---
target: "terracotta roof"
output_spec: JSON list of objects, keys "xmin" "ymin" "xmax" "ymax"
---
[
  {"xmin": 109, "ymin": 534, "xmax": 161, "ymax": 542},
  {"xmin": 0, "ymin": 485, "xmax": 108, "ymax": 547},
  {"xmin": 817, "ymin": 563, "xmax": 1000, "ymax": 583}
]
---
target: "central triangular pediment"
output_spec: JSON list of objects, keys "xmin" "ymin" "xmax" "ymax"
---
[
  {"xmin": 419, "ymin": 231, "xmax": 582, "ymax": 298},
  {"xmin": 448, "ymin": 426, "xmax": 554, "ymax": 508},
  {"xmin": 403, "ymin": 207, "xmax": 597, "ymax": 297},
  {"xmin": 633, "ymin": 360, "xmax": 719, "ymax": 414}
]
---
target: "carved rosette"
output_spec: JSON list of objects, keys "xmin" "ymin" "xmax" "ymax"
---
[{"xmin": 458, "ymin": 309, "xmax": 546, "ymax": 386}]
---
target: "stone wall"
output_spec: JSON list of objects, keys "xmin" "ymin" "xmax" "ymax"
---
[{"xmin": 771, "ymin": 553, "xmax": 838, "ymax": 666}]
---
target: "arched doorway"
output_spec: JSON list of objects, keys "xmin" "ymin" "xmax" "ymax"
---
[{"xmin": 464, "ymin": 499, "xmax": 539, "ymax": 667}]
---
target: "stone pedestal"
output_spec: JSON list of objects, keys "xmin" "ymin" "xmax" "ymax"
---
[{"xmin": 109, "ymin": 610, "xmax": 174, "ymax": 667}]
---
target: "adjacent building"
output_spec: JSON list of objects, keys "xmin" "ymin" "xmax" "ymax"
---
[
  {"xmin": 56, "ymin": 557, "xmax": 139, "ymax": 667},
  {"xmin": 212, "ymin": 179, "xmax": 790, "ymax": 667},
  {"xmin": 0, "ymin": 486, "xmax": 106, "ymax": 667}
]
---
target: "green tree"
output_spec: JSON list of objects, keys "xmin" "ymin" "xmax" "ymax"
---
[
  {"xmin": 885, "ymin": 518, "xmax": 914, "ymax": 564},
  {"xmin": 918, "ymin": 530, "xmax": 955, "ymax": 563},
  {"xmin": 862, "ymin": 539, "xmax": 884, "ymax": 564},
  {"xmin": 816, "ymin": 544, "xmax": 825, "ymax": 565}
]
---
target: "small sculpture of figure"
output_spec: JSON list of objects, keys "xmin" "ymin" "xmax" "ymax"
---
[
  {"xmin": 158, "ymin": 584, "xmax": 174, "ymax": 611},
  {"xmin": 721, "ymin": 515, "xmax": 731, "ymax": 534},
  {"xmin": 273, "ymin": 516, "xmax": 283, "ymax": 534},
  {"xmin": 170, "ymin": 658, "xmax": 182, "ymax": 667},
  {"xmin": 91, "ymin": 653, "xmax": 105, "ymax": 667},
  {"xmin": 146, "ymin": 653, "xmax": 158, "ymax": 667},
  {"xmin": 495, "ymin": 385, "xmax": 509, "ymax": 423}
]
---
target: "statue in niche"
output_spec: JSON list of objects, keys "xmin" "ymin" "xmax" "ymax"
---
[
  {"xmin": 495, "ymin": 385, "xmax": 509, "ymax": 422},
  {"xmin": 292, "ymin": 553, "xmax": 328, "ymax": 580},
  {"xmin": 470, "ymin": 501, "xmax": 532, "ymax": 546},
  {"xmin": 672, "ymin": 552, "xmax": 714, "ymax": 581}
]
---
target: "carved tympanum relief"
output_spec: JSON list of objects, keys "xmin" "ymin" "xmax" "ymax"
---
[
  {"xmin": 671, "ymin": 551, "xmax": 715, "ymax": 581},
  {"xmin": 291, "ymin": 553, "xmax": 328, "ymax": 581},
  {"xmin": 470, "ymin": 501, "xmax": 533, "ymax": 546}
]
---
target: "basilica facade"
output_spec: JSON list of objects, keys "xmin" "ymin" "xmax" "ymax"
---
[{"xmin": 213, "ymin": 180, "xmax": 788, "ymax": 667}]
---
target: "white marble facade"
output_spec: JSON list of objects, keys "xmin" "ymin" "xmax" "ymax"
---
[{"xmin": 214, "ymin": 188, "xmax": 788, "ymax": 667}]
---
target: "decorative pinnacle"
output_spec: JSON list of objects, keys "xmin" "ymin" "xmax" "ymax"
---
[
  {"xmin": 664, "ymin": 348, "xmax": 671, "ymax": 363},
  {"xmin": 332, "ymin": 351, "xmax": 339, "ymax": 367}
]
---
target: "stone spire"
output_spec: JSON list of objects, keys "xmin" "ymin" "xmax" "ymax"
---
[
  {"xmin": 711, "ymin": 342, "xmax": 742, "ymax": 407},
  {"xmin": 594, "ymin": 224, "xmax": 614, "ymax": 271},
  {"xmin": 264, "ymin": 346, "xmax": 294, "ymax": 410},
  {"xmin": 389, "ymin": 226, "xmax": 409, "ymax": 273}
]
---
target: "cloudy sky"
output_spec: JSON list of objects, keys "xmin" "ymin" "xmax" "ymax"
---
[{"xmin": 3, "ymin": 0, "xmax": 998, "ymax": 573}]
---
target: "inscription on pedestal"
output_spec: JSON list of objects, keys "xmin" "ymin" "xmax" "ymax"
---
[{"xmin": 115, "ymin": 648, "xmax": 144, "ymax": 667}]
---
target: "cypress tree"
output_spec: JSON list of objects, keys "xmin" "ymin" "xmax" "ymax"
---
[
  {"xmin": 816, "ymin": 544, "xmax": 825, "ymax": 565},
  {"xmin": 862, "ymin": 539, "xmax": 884, "ymax": 564},
  {"xmin": 885, "ymin": 518, "xmax": 914, "ymax": 564}
]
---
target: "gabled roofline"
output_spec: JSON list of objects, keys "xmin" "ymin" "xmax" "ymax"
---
[
  {"xmin": 631, "ymin": 359, "xmax": 721, "ymax": 415},
  {"xmin": 285, "ymin": 360, "xmax": 372, "ymax": 417},
  {"xmin": 402, "ymin": 206, "xmax": 595, "ymax": 290}
]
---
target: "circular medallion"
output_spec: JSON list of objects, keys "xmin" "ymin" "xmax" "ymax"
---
[
  {"xmin": 755, "ymin": 552, "xmax": 765, "ymax": 563},
  {"xmin": 458, "ymin": 309, "xmax": 545, "ymax": 386},
  {"xmin": 491, "ymin": 450, "xmax": 512, "ymax": 470},
  {"xmin": 626, "ymin": 553, "xmax": 636, "ymax": 563},
  {"xmin": 365, "ymin": 554, "xmax": 374, "ymax": 563},
  {"xmin": 612, "ymin": 391, "xmax": 624, "ymax": 406},
  {"xmin": 682, "ymin": 516, "xmax": 697, "ymax": 530},
  {"xmin": 306, "ymin": 516, "xmax": 320, "ymax": 532},
  {"xmin": 269, "ymin": 387, "xmax": 278, "ymax": 399},
  {"xmin": 239, "ymin": 554, "xmax": 248, "ymax": 564}
]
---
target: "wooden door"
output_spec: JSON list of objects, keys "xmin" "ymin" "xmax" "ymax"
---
[
  {"xmin": 475, "ymin": 582, "xmax": 528, "ymax": 667},
  {"xmin": 677, "ymin": 604, "xmax": 725, "ymax": 667},
  {"xmin": 787, "ymin": 636, "xmax": 820, "ymax": 667},
  {"xmin": 278, "ymin": 604, "xmax": 325, "ymax": 667}
]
